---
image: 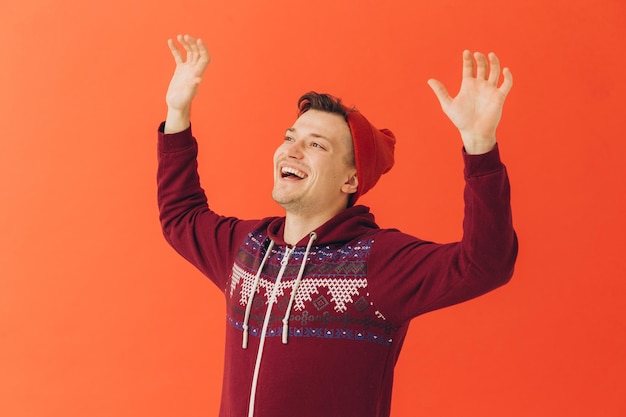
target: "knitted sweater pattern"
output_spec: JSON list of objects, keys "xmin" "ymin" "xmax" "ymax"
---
[{"xmin": 228, "ymin": 229, "xmax": 396, "ymax": 346}]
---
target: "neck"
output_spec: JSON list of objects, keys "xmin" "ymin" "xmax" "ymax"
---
[{"xmin": 283, "ymin": 207, "xmax": 344, "ymax": 246}]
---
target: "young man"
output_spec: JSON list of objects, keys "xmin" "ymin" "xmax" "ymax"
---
[{"xmin": 157, "ymin": 34, "xmax": 517, "ymax": 417}]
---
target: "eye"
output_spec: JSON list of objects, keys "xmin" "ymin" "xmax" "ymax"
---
[
  {"xmin": 285, "ymin": 136, "xmax": 295, "ymax": 142},
  {"xmin": 311, "ymin": 142, "xmax": 326, "ymax": 150}
]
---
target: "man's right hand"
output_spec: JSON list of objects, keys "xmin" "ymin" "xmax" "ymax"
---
[{"xmin": 164, "ymin": 35, "xmax": 211, "ymax": 134}]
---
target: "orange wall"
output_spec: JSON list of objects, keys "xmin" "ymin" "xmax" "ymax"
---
[{"xmin": 1, "ymin": 1, "xmax": 624, "ymax": 416}]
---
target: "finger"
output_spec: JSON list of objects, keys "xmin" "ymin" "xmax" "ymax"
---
[
  {"xmin": 487, "ymin": 52, "xmax": 501, "ymax": 85},
  {"xmin": 427, "ymin": 78, "xmax": 452, "ymax": 108},
  {"xmin": 187, "ymin": 35, "xmax": 199, "ymax": 55},
  {"xmin": 183, "ymin": 34, "xmax": 197, "ymax": 45},
  {"xmin": 179, "ymin": 34, "xmax": 193, "ymax": 57},
  {"xmin": 168, "ymin": 38, "xmax": 184, "ymax": 64},
  {"xmin": 474, "ymin": 52, "xmax": 488, "ymax": 80},
  {"xmin": 499, "ymin": 67, "xmax": 513, "ymax": 96},
  {"xmin": 462, "ymin": 50, "xmax": 474, "ymax": 79},
  {"xmin": 196, "ymin": 38, "xmax": 211, "ymax": 63}
]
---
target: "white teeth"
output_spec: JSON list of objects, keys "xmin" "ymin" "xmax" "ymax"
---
[{"xmin": 281, "ymin": 166, "xmax": 307, "ymax": 179}]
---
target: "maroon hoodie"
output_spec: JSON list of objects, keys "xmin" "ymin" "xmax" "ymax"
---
[{"xmin": 157, "ymin": 124, "xmax": 517, "ymax": 417}]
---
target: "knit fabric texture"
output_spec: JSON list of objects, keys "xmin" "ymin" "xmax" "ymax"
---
[{"xmin": 345, "ymin": 109, "xmax": 396, "ymax": 204}]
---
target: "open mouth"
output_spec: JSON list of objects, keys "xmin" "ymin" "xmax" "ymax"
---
[{"xmin": 280, "ymin": 166, "xmax": 307, "ymax": 180}]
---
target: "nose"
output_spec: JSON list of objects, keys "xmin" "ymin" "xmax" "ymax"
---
[{"xmin": 286, "ymin": 140, "xmax": 305, "ymax": 159}]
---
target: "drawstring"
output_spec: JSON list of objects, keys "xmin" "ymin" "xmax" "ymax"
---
[
  {"xmin": 244, "ymin": 232, "xmax": 317, "ymax": 417},
  {"xmin": 241, "ymin": 232, "xmax": 317, "ymax": 349},
  {"xmin": 242, "ymin": 239, "xmax": 275, "ymax": 349},
  {"xmin": 282, "ymin": 232, "xmax": 317, "ymax": 344}
]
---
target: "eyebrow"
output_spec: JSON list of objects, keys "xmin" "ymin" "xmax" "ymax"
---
[{"xmin": 285, "ymin": 127, "xmax": 330, "ymax": 140}]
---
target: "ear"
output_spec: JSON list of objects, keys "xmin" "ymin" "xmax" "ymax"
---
[{"xmin": 341, "ymin": 172, "xmax": 358, "ymax": 195}]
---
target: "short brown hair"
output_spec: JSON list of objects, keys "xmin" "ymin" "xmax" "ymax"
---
[{"xmin": 297, "ymin": 91, "xmax": 352, "ymax": 119}]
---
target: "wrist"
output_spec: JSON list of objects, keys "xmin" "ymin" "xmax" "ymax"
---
[
  {"xmin": 164, "ymin": 107, "xmax": 191, "ymax": 134},
  {"xmin": 460, "ymin": 133, "xmax": 496, "ymax": 155}
]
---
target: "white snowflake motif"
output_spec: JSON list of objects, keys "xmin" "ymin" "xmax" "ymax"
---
[
  {"xmin": 293, "ymin": 277, "xmax": 367, "ymax": 312},
  {"xmin": 229, "ymin": 264, "xmax": 249, "ymax": 298},
  {"xmin": 232, "ymin": 266, "xmax": 368, "ymax": 313},
  {"xmin": 231, "ymin": 236, "xmax": 372, "ymax": 313}
]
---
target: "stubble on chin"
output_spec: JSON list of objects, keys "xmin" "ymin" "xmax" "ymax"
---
[{"xmin": 272, "ymin": 188, "xmax": 306, "ymax": 215}]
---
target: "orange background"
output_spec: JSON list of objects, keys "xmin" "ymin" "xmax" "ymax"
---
[{"xmin": 1, "ymin": 0, "xmax": 625, "ymax": 416}]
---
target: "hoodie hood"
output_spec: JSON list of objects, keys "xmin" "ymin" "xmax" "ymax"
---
[{"xmin": 265, "ymin": 205, "xmax": 379, "ymax": 247}]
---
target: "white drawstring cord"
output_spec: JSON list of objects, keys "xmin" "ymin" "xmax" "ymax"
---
[
  {"xmin": 242, "ymin": 239, "xmax": 275, "ymax": 349},
  {"xmin": 282, "ymin": 232, "xmax": 317, "ymax": 344},
  {"xmin": 247, "ymin": 245, "xmax": 293, "ymax": 417}
]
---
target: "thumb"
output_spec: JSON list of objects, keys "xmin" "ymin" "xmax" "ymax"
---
[{"xmin": 427, "ymin": 78, "xmax": 451, "ymax": 108}]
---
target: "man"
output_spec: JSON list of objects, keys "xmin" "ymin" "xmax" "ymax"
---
[{"xmin": 157, "ymin": 34, "xmax": 517, "ymax": 417}]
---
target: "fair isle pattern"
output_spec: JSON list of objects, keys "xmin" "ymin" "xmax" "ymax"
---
[
  {"xmin": 228, "ymin": 316, "xmax": 394, "ymax": 345},
  {"xmin": 224, "ymin": 230, "xmax": 397, "ymax": 345},
  {"xmin": 229, "ymin": 231, "xmax": 373, "ymax": 314},
  {"xmin": 232, "ymin": 273, "xmax": 368, "ymax": 313},
  {"xmin": 229, "ymin": 263, "xmax": 249, "ymax": 298},
  {"xmin": 230, "ymin": 263, "xmax": 370, "ymax": 311},
  {"xmin": 292, "ymin": 277, "xmax": 367, "ymax": 313}
]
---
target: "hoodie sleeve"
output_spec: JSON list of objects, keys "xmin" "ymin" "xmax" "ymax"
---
[
  {"xmin": 157, "ymin": 123, "xmax": 259, "ymax": 289},
  {"xmin": 367, "ymin": 144, "xmax": 518, "ymax": 325}
]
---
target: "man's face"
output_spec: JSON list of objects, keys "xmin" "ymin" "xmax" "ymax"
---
[{"xmin": 272, "ymin": 109, "xmax": 358, "ymax": 216}]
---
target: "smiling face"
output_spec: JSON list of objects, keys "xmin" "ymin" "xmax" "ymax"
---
[{"xmin": 272, "ymin": 109, "xmax": 358, "ymax": 217}]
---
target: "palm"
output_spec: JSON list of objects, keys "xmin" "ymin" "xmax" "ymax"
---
[
  {"xmin": 428, "ymin": 51, "xmax": 513, "ymax": 153},
  {"xmin": 165, "ymin": 35, "xmax": 211, "ymax": 111},
  {"xmin": 445, "ymin": 76, "xmax": 508, "ymax": 138}
]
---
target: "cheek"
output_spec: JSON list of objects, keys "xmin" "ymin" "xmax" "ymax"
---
[
  {"xmin": 273, "ymin": 146, "xmax": 284, "ymax": 163},
  {"xmin": 317, "ymin": 160, "xmax": 345, "ymax": 184}
]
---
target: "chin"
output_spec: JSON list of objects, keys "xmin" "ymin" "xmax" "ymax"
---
[
  {"xmin": 272, "ymin": 193, "xmax": 305, "ymax": 213},
  {"xmin": 271, "ymin": 190, "xmax": 292, "ymax": 207}
]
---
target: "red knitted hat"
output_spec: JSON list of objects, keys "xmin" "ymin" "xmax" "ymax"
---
[{"xmin": 345, "ymin": 110, "xmax": 396, "ymax": 205}]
